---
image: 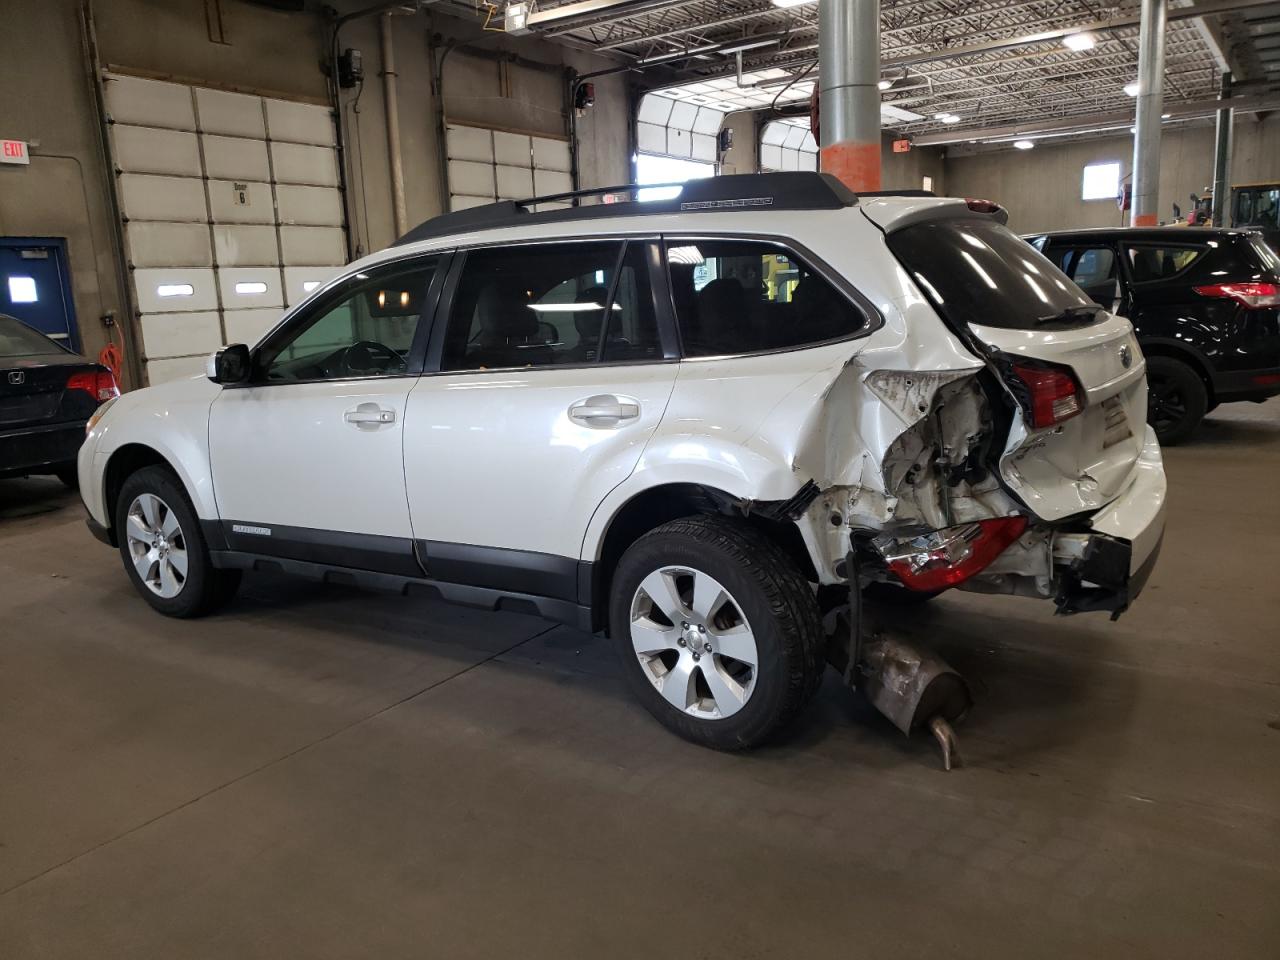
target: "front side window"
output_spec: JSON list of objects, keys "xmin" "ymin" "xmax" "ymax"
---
[
  {"xmin": 1125, "ymin": 245, "xmax": 1204, "ymax": 283},
  {"xmin": 441, "ymin": 241, "xmax": 660, "ymax": 371},
  {"xmin": 665, "ymin": 240, "xmax": 866, "ymax": 357},
  {"xmin": 259, "ymin": 257, "xmax": 439, "ymax": 382}
]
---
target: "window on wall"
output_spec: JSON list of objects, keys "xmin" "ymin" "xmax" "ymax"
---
[
  {"xmin": 634, "ymin": 154, "xmax": 715, "ymax": 202},
  {"xmin": 1082, "ymin": 162, "xmax": 1121, "ymax": 201}
]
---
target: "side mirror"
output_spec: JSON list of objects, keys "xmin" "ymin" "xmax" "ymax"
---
[{"xmin": 207, "ymin": 344, "xmax": 251, "ymax": 384}]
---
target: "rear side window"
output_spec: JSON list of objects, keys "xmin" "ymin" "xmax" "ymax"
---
[
  {"xmin": 665, "ymin": 239, "xmax": 866, "ymax": 357},
  {"xmin": 1125, "ymin": 245, "xmax": 1205, "ymax": 283},
  {"xmin": 0, "ymin": 315, "xmax": 62, "ymax": 358},
  {"xmin": 441, "ymin": 241, "xmax": 661, "ymax": 371},
  {"xmin": 888, "ymin": 218, "xmax": 1096, "ymax": 330}
]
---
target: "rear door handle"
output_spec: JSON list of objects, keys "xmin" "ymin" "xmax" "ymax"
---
[
  {"xmin": 568, "ymin": 394, "xmax": 640, "ymax": 427},
  {"xmin": 345, "ymin": 402, "xmax": 396, "ymax": 427}
]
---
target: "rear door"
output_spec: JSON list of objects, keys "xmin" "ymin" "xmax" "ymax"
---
[
  {"xmin": 1041, "ymin": 239, "xmax": 1124, "ymax": 312},
  {"xmin": 403, "ymin": 238, "xmax": 677, "ymax": 602}
]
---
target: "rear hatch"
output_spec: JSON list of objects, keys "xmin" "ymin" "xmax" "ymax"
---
[{"xmin": 865, "ymin": 200, "xmax": 1146, "ymax": 523}]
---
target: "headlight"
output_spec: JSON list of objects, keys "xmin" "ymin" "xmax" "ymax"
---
[{"xmin": 86, "ymin": 396, "xmax": 119, "ymax": 436}]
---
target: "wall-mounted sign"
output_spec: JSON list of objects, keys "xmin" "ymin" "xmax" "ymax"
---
[
  {"xmin": 232, "ymin": 182, "xmax": 251, "ymax": 206},
  {"xmin": 1, "ymin": 140, "xmax": 30, "ymax": 165},
  {"xmin": 892, "ymin": 139, "xmax": 912, "ymax": 154}
]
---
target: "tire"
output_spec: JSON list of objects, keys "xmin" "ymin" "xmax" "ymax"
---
[
  {"xmin": 609, "ymin": 516, "xmax": 825, "ymax": 750},
  {"xmin": 54, "ymin": 465, "xmax": 79, "ymax": 489},
  {"xmin": 1145, "ymin": 356, "xmax": 1207, "ymax": 445},
  {"xmin": 114, "ymin": 465, "xmax": 240, "ymax": 617}
]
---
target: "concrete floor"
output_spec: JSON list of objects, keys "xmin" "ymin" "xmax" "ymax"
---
[{"xmin": 2, "ymin": 403, "xmax": 1278, "ymax": 960}]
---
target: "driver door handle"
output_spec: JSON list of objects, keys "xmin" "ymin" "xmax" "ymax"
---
[
  {"xmin": 345, "ymin": 403, "xmax": 396, "ymax": 426},
  {"xmin": 568, "ymin": 394, "xmax": 640, "ymax": 427}
]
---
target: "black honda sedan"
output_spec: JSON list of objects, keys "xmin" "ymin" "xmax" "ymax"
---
[
  {"xmin": 1025, "ymin": 227, "xmax": 1280, "ymax": 443},
  {"xmin": 0, "ymin": 313, "xmax": 119, "ymax": 486}
]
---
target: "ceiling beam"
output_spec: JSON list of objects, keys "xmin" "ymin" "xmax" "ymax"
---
[{"xmin": 909, "ymin": 91, "xmax": 1280, "ymax": 145}]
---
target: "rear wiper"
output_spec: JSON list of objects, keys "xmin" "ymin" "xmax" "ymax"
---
[{"xmin": 1034, "ymin": 304, "xmax": 1105, "ymax": 325}]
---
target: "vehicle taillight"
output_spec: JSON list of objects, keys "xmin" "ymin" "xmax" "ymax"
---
[
  {"xmin": 1010, "ymin": 361, "xmax": 1084, "ymax": 429},
  {"xmin": 964, "ymin": 198, "xmax": 1003, "ymax": 214},
  {"xmin": 876, "ymin": 516, "xmax": 1029, "ymax": 593},
  {"xmin": 1192, "ymin": 281, "xmax": 1280, "ymax": 309},
  {"xmin": 66, "ymin": 370, "xmax": 120, "ymax": 403}
]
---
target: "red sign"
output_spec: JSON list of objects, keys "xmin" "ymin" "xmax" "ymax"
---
[
  {"xmin": 892, "ymin": 139, "xmax": 912, "ymax": 154},
  {"xmin": 1, "ymin": 139, "xmax": 30, "ymax": 165}
]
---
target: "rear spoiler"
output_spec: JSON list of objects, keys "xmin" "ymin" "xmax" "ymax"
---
[{"xmin": 859, "ymin": 195, "xmax": 1009, "ymax": 233}]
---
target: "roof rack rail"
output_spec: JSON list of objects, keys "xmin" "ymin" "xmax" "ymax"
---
[{"xmin": 393, "ymin": 172, "xmax": 858, "ymax": 247}]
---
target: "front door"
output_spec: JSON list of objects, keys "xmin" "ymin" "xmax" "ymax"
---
[
  {"xmin": 1042, "ymin": 241, "xmax": 1123, "ymax": 313},
  {"xmin": 208, "ymin": 254, "xmax": 445, "ymax": 575},
  {"xmin": 0, "ymin": 238, "xmax": 78, "ymax": 349},
  {"xmin": 403, "ymin": 239, "xmax": 677, "ymax": 602}
]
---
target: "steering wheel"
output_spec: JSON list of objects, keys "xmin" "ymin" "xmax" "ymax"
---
[{"xmin": 340, "ymin": 340, "xmax": 406, "ymax": 376}]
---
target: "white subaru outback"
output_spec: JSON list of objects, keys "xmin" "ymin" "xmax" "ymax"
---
[{"xmin": 79, "ymin": 173, "xmax": 1166, "ymax": 752}]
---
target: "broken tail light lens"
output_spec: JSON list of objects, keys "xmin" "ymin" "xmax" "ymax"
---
[
  {"xmin": 1192, "ymin": 282, "xmax": 1280, "ymax": 309},
  {"xmin": 66, "ymin": 370, "xmax": 121, "ymax": 403},
  {"xmin": 876, "ymin": 516, "xmax": 1029, "ymax": 593},
  {"xmin": 1010, "ymin": 361, "xmax": 1084, "ymax": 429}
]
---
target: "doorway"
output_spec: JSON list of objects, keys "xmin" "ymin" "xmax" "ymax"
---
[{"xmin": 0, "ymin": 237, "xmax": 79, "ymax": 351}]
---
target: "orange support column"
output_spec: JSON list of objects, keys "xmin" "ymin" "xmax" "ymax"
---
[{"xmin": 818, "ymin": 0, "xmax": 882, "ymax": 193}]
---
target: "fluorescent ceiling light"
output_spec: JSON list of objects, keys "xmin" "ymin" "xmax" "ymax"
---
[
  {"xmin": 941, "ymin": 114, "xmax": 961, "ymax": 124},
  {"xmin": 877, "ymin": 79, "xmax": 893, "ymax": 90},
  {"xmin": 934, "ymin": 112, "xmax": 951, "ymax": 120},
  {"xmin": 771, "ymin": 0, "xmax": 814, "ymax": 7},
  {"xmin": 1014, "ymin": 139, "xmax": 1035, "ymax": 150},
  {"xmin": 1124, "ymin": 81, "xmax": 1140, "ymax": 97},
  {"xmin": 1063, "ymin": 32, "xmax": 1096, "ymax": 51}
]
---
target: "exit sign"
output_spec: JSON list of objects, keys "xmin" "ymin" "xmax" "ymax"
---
[
  {"xmin": 1, "ymin": 140, "xmax": 30, "ymax": 165},
  {"xmin": 892, "ymin": 139, "xmax": 912, "ymax": 154}
]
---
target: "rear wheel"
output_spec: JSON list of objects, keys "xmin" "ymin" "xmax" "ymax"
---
[
  {"xmin": 1145, "ymin": 356, "xmax": 1207, "ymax": 445},
  {"xmin": 115, "ymin": 465, "xmax": 240, "ymax": 617},
  {"xmin": 609, "ymin": 517, "xmax": 825, "ymax": 750}
]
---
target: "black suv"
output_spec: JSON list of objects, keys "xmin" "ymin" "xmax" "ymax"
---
[{"xmin": 1025, "ymin": 227, "xmax": 1280, "ymax": 443}]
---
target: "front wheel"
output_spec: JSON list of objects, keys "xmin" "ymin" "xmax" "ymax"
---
[
  {"xmin": 115, "ymin": 465, "xmax": 240, "ymax": 617},
  {"xmin": 609, "ymin": 516, "xmax": 825, "ymax": 750},
  {"xmin": 1145, "ymin": 356, "xmax": 1207, "ymax": 445}
]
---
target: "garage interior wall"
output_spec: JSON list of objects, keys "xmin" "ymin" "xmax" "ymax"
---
[
  {"xmin": 0, "ymin": 0, "xmax": 631, "ymax": 387},
  {"xmin": 946, "ymin": 115, "xmax": 1280, "ymax": 233}
]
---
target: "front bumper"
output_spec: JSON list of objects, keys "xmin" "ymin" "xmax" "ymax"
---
[{"xmin": 1055, "ymin": 426, "xmax": 1167, "ymax": 617}]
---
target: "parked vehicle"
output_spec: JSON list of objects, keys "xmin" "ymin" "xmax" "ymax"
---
[
  {"xmin": 1185, "ymin": 182, "xmax": 1280, "ymax": 251},
  {"xmin": 79, "ymin": 173, "xmax": 1166, "ymax": 750},
  {"xmin": 1, "ymin": 313, "xmax": 119, "ymax": 485},
  {"xmin": 1025, "ymin": 227, "xmax": 1280, "ymax": 444}
]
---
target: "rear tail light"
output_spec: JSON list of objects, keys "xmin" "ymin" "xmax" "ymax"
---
[
  {"xmin": 1192, "ymin": 281, "xmax": 1280, "ymax": 309},
  {"xmin": 1009, "ymin": 361, "xmax": 1084, "ymax": 429},
  {"xmin": 964, "ymin": 198, "xmax": 1003, "ymax": 215},
  {"xmin": 875, "ymin": 516, "xmax": 1028, "ymax": 593},
  {"xmin": 67, "ymin": 370, "xmax": 121, "ymax": 403}
]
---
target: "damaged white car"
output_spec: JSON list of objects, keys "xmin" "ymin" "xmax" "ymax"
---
[{"xmin": 78, "ymin": 173, "xmax": 1165, "ymax": 756}]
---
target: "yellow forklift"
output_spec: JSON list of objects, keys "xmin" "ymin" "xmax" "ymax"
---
[{"xmin": 1183, "ymin": 182, "xmax": 1280, "ymax": 251}]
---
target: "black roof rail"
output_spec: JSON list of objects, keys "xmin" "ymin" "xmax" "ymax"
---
[{"xmin": 393, "ymin": 172, "xmax": 858, "ymax": 247}]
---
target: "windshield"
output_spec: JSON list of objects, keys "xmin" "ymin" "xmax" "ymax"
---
[
  {"xmin": 887, "ymin": 218, "xmax": 1097, "ymax": 330},
  {"xmin": 0, "ymin": 315, "xmax": 63, "ymax": 359},
  {"xmin": 1235, "ymin": 187, "xmax": 1280, "ymax": 229}
]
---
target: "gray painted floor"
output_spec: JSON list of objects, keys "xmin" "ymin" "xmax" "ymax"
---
[{"xmin": 2, "ymin": 401, "xmax": 1278, "ymax": 959}]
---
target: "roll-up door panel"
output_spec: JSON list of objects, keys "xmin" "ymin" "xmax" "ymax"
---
[
  {"xmin": 140, "ymin": 311, "xmax": 224, "ymax": 359},
  {"xmin": 208, "ymin": 179, "xmax": 275, "ymax": 224},
  {"xmin": 118, "ymin": 174, "xmax": 208, "ymax": 222},
  {"xmin": 112, "ymin": 126, "xmax": 201, "ymax": 177},
  {"xmin": 448, "ymin": 160, "xmax": 496, "ymax": 198},
  {"xmin": 270, "ymin": 142, "xmax": 338, "ymax": 187},
  {"xmin": 276, "ymin": 184, "xmax": 343, "ymax": 226},
  {"xmin": 224, "ymin": 308, "xmax": 283, "ymax": 346},
  {"xmin": 133, "ymin": 268, "xmax": 219, "ymax": 313},
  {"xmin": 531, "ymin": 136, "xmax": 571, "ymax": 172},
  {"xmin": 104, "ymin": 74, "xmax": 195, "ymax": 128},
  {"xmin": 265, "ymin": 99, "xmax": 334, "ymax": 146},
  {"xmin": 496, "ymin": 165, "xmax": 534, "ymax": 199},
  {"xmin": 218, "ymin": 267, "xmax": 284, "ymax": 310},
  {"xmin": 195, "ymin": 87, "xmax": 266, "ymax": 138},
  {"xmin": 146, "ymin": 356, "xmax": 207, "ymax": 384},
  {"xmin": 126, "ymin": 222, "xmax": 214, "ymax": 268},
  {"xmin": 493, "ymin": 131, "xmax": 531, "ymax": 166},
  {"xmin": 449, "ymin": 195, "xmax": 493, "ymax": 212},
  {"xmin": 533, "ymin": 168, "xmax": 572, "ymax": 196},
  {"xmin": 202, "ymin": 135, "xmax": 271, "ymax": 182},
  {"xmin": 284, "ymin": 266, "xmax": 341, "ymax": 306},
  {"xmin": 213, "ymin": 225, "xmax": 279, "ymax": 267},
  {"xmin": 280, "ymin": 226, "xmax": 345, "ymax": 266},
  {"xmin": 447, "ymin": 124, "xmax": 493, "ymax": 162}
]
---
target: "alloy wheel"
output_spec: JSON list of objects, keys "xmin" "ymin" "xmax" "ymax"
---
[
  {"xmin": 124, "ymin": 493, "xmax": 188, "ymax": 598},
  {"xmin": 629, "ymin": 566, "xmax": 759, "ymax": 720},
  {"xmin": 1147, "ymin": 374, "xmax": 1187, "ymax": 433}
]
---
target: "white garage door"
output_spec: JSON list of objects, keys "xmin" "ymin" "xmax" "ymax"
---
[
  {"xmin": 104, "ymin": 73, "xmax": 347, "ymax": 384},
  {"xmin": 445, "ymin": 123, "xmax": 573, "ymax": 213}
]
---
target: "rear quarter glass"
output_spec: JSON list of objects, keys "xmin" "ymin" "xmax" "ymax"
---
[{"xmin": 1185, "ymin": 236, "xmax": 1280, "ymax": 285}]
